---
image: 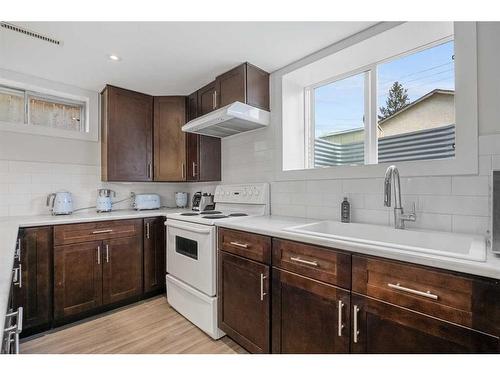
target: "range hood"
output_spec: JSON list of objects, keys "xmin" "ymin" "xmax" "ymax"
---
[{"xmin": 181, "ymin": 101, "xmax": 270, "ymax": 138}]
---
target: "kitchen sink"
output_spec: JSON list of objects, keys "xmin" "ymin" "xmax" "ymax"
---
[{"xmin": 284, "ymin": 221, "xmax": 487, "ymax": 262}]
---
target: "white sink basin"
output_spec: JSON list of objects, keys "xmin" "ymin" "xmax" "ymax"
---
[{"xmin": 284, "ymin": 221, "xmax": 486, "ymax": 262}]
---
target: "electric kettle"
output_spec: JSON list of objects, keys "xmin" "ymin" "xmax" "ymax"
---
[
  {"xmin": 96, "ymin": 188, "xmax": 116, "ymax": 212},
  {"xmin": 46, "ymin": 191, "xmax": 73, "ymax": 215}
]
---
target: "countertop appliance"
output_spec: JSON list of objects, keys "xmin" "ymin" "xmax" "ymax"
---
[
  {"xmin": 175, "ymin": 192, "xmax": 188, "ymax": 208},
  {"xmin": 96, "ymin": 189, "xmax": 116, "ymax": 213},
  {"xmin": 46, "ymin": 191, "xmax": 73, "ymax": 215},
  {"xmin": 191, "ymin": 191, "xmax": 202, "ymax": 211},
  {"xmin": 192, "ymin": 192, "xmax": 214, "ymax": 212},
  {"xmin": 165, "ymin": 183, "xmax": 269, "ymax": 339},
  {"xmin": 181, "ymin": 101, "xmax": 270, "ymax": 138},
  {"xmin": 133, "ymin": 193, "xmax": 161, "ymax": 210}
]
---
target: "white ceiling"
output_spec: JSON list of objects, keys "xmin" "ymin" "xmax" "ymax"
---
[{"xmin": 0, "ymin": 22, "xmax": 376, "ymax": 95}]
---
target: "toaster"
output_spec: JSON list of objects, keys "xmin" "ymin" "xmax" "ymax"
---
[{"xmin": 133, "ymin": 193, "xmax": 161, "ymax": 210}]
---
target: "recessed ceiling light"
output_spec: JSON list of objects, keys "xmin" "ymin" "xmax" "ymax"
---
[{"xmin": 108, "ymin": 54, "xmax": 121, "ymax": 61}]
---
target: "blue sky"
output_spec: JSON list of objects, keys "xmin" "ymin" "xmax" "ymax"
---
[{"xmin": 314, "ymin": 41, "xmax": 455, "ymax": 137}]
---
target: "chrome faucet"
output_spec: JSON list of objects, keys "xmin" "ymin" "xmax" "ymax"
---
[{"xmin": 384, "ymin": 165, "xmax": 416, "ymax": 229}]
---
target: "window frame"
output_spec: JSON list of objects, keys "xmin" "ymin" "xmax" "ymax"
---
[
  {"xmin": 0, "ymin": 74, "xmax": 97, "ymax": 142},
  {"xmin": 275, "ymin": 22, "xmax": 478, "ymax": 180},
  {"xmin": 305, "ymin": 36, "xmax": 455, "ymax": 169}
]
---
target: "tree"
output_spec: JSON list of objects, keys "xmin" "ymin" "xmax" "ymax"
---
[{"xmin": 378, "ymin": 81, "xmax": 410, "ymax": 120}]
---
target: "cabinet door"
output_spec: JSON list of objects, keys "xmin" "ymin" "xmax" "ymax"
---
[
  {"xmin": 102, "ymin": 85, "xmax": 153, "ymax": 182},
  {"xmin": 198, "ymin": 135, "xmax": 221, "ymax": 181},
  {"xmin": 216, "ymin": 64, "xmax": 246, "ymax": 108},
  {"xmin": 153, "ymin": 96, "xmax": 187, "ymax": 181},
  {"xmin": 187, "ymin": 91, "xmax": 198, "ymax": 121},
  {"xmin": 351, "ymin": 295, "xmax": 500, "ymax": 354},
  {"xmin": 272, "ymin": 268, "xmax": 350, "ymax": 353},
  {"xmin": 14, "ymin": 227, "xmax": 53, "ymax": 333},
  {"xmin": 54, "ymin": 241, "xmax": 103, "ymax": 320},
  {"xmin": 186, "ymin": 133, "xmax": 200, "ymax": 181},
  {"xmin": 198, "ymin": 81, "xmax": 217, "ymax": 116},
  {"xmin": 218, "ymin": 251, "xmax": 270, "ymax": 353},
  {"xmin": 143, "ymin": 218, "xmax": 166, "ymax": 293},
  {"xmin": 102, "ymin": 236, "xmax": 143, "ymax": 305}
]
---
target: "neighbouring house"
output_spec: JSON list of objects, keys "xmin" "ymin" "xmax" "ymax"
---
[{"xmin": 319, "ymin": 89, "xmax": 455, "ymax": 144}]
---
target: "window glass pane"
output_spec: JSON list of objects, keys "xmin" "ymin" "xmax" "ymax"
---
[
  {"xmin": 313, "ymin": 72, "xmax": 365, "ymax": 167},
  {"xmin": 29, "ymin": 96, "xmax": 83, "ymax": 132},
  {"xmin": 377, "ymin": 40, "xmax": 455, "ymax": 163},
  {"xmin": 0, "ymin": 87, "xmax": 25, "ymax": 124}
]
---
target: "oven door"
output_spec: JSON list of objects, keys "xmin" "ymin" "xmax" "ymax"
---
[{"xmin": 166, "ymin": 219, "xmax": 216, "ymax": 296}]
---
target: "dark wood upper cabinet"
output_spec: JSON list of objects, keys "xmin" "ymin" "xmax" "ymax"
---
[
  {"xmin": 198, "ymin": 81, "xmax": 218, "ymax": 116},
  {"xmin": 102, "ymin": 236, "xmax": 143, "ymax": 304},
  {"xmin": 351, "ymin": 295, "xmax": 499, "ymax": 354},
  {"xmin": 143, "ymin": 217, "xmax": 166, "ymax": 293},
  {"xmin": 14, "ymin": 227, "xmax": 53, "ymax": 336},
  {"xmin": 216, "ymin": 63, "xmax": 269, "ymax": 111},
  {"xmin": 272, "ymin": 268, "xmax": 350, "ymax": 354},
  {"xmin": 54, "ymin": 240, "xmax": 103, "ymax": 320},
  {"xmin": 153, "ymin": 96, "xmax": 187, "ymax": 181},
  {"xmin": 101, "ymin": 85, "xmax": 153, "ymax": 182},
  {"xmin": 218, "ymin": 251, "xmax": 270, "ymax": 354},
  {"xmin": 187, "ymin": 91, "xmax": 198, "ymax": 120}
]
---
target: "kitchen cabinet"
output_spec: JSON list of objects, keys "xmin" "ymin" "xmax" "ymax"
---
[
  {"xmin": 54, "ymin": 240, "xmax": 103, "ymax": 320},
  {"xmin": 218, "ymin": 251, "xmax": 270, "ymax": 354},
  {"xmin": 153, "ymin": 96, "xmax": 187, "ymax": 181},
  {"xmin": 216, "ymin": 63, "xmax": 269, "ymax": 111},
  {"xmin": 272, "ymin": 268, "xmax": 350, "ymax": 354},
  {"xmin": 13, "ymin": 227, "xmax": 53, "ymax": 336},
  {"xmin": 198, "ymin": 81, "xmax": 218, "ymax": 116},
  {"xmin": 185, "ymin": 91, "xmax": 222, "ymax": 182},
  {"xmin": 350, "ymin": 295, "xmax": 499, "ymax": 353},
  {"xmin": 54, "ymin": 219, "xmax": 143, "ymax": 321},
  {"xmin": 143, "ymin": 217, "xmax": 166, "ymax": 293},
  {"xmin": 101, "ymin": 85, "xmax": 153, "ymax": 182}
]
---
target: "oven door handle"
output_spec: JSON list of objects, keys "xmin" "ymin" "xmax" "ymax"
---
[{"xmin": 167, "ymin": 221, "xmax": 212, "ymax": 234}]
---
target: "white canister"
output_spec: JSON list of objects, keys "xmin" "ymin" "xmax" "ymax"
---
[{"xmin": 175, "ymin": 192, "xmax": 188, "ymax": 208}]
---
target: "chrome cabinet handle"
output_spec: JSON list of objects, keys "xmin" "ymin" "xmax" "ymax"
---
[
  {"xmin": 290, "ymin": 256, "xmax": 319, "ymax": 267},
  {"xmin": 192, "ymin": 162, "xmax": 197, "ymax": 177},
  {"xmin": 92, "ymin": 229, "xmax": 113, "ymax": 234},
  {"xmin": 229, "ymin": 241, "xmax": 249, "ymax": 249},
  {"xmin": 15, "ymin": 238, "xmax": 21, "ymax": 261},
  {"xmin": 337, "ymin": 300, "xmax": 345, "ymax": 337},
  {"xmin": 105, "ymin": 244, "xmax": 110, "ymax": 263},
  {"xmin": 5, "ymin": 307, "xmax": 23, "ymax": 353},
  {"xmin": 353, "ymin": 305, "xmax": 360, "ymax": 343},
  {"xmin": 146, "ymin": 222, "xmax": 151, "ymax": 239},
  {"xmin": 212, "ymin": 91, "xmax": 217, "ymax": 109},
  {"xmin": 260, "ymin": 273, "xmax": 267, "ymax": 301},
  {"xmin": 147, "ymin": 162, "xmax": 153, "ymax": 179},
  {"xmin": 13, "ymin": 264, "xmax": 22, "ymax": 289},
  {"xmin": 97, "ymin": 246, "xmax": 101, "ymax": 265},
  {"xmin": 181, "ymin": 163, "xmax": 186, "ymax": 180},
  {"xmin": 387, "ymin": 282, "xmax": 438, "ymax": 300}
]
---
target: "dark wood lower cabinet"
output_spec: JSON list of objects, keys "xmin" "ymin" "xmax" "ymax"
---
[
  {"xmin": 143, "ymin": 217, "xmax": 166, "ymax": 293},
  {"xmin": 14, "ymin": 227, "xmax": 53, "ymax": 335},
  {"xmin": 351, "ymin": 295, "xmax": 500, "ymax": 354},
  {"xmin": 272, "ymin": 268, "xmax": 350, "ymax": 353},
  {"xmin": 54, "ymin": 241, "xmax": 103, "ymax": 320},
  {"xmin": 218, "ymin": 251, "xmax": 270, "ymax": 353},
  {"xmin": 102, "ymin": 236, "xmax": 143, "ymax": 304}
]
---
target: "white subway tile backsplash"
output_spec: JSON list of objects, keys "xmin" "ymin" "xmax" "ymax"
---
[
  {"xmin": 306, "ymin": 179, "xmax": 342, "ymax": 194},
  {"xmin": 400, "ymin": 177, "xmax": 452, "ymax": 195},
  {"xmin": 451, "ymin": 176, "xmax": 490, "ymax": 196},
  {"xmin": 479, "ymin": 155, "xmax": 492, "ymax": 175},
  {"xmin": 478, "ymin": 133, "xmax": 500, "ymax": 155},
  {"xmin": 271, "ymin": 203, "xmax": 306, "ymax": 218},
  {"xmin": 341, "ymin": 178, "xmax": 384, "ymax": 194},
  {"xmin": 452, "ymin": 215, "xmax": 490, "ymax": 235},
  {"xmin": 352, "ymin": 208, "xmax": 389, "ymax": 226},
  {"xmin": 403, "ymin": 213, "xmax": 453, "ymax": 232},
  {"xmin": 420, "ymin": 195, "xmax": 489, "ymax": 216},
  {"xmin": 492, "ymin": 155, "xmax": 500, "ymax": 170}
]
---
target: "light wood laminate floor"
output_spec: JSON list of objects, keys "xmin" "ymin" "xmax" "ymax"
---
[{"xmin": 21, "ymin": 296, "xmax": 246, "ymax": 354}]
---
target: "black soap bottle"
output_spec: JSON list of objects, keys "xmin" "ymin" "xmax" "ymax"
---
[{"xmin": 341, "ymin": 197, "xmax": 350, "ymax": 223}]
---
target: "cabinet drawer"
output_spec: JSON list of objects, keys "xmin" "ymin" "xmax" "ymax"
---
[
  {"xmin": 272, "ymin": 239, "xmax": 351, "ymax": 289},
  {"xmin": 54, "ymin": 219, "xmax": 142, "ymax": 245},
  {"xmin": 218, "ymin": 228, "xmax": 271, "ymax": 264},
  {"xmin": 352, "ymin": 255, "xmax": 500, "ymax": 334}
]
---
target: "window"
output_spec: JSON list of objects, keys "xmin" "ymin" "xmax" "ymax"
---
[
  {"xmin": 0, "ymin": 84, "xmax": 86, "ymax": 133},
  {"xmin": 308, "ymin": 40, "xmax": 455, "ymax": 168}
]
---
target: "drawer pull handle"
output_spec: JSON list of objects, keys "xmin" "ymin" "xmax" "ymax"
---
[
  {"xmin": 230, "ymin": 241, "xmax": 249, "ymax": 249},
  {"xmin": 13, "ymin": 264, "xmax": 22, "ymax": 289},
  {"xmin": 97, "ymin": 246, "xmax": 101, "ymax": 265},
  {"xmin": 353, "ymin": 305, "xmax": 360, "ymax": 343},
  {"xmin": 260, "ymin": 273, "xmax": 267, "ymax": 301},
  {"xmin": 92, "ymin": 229, "xmax": 113, "ymax": 234},
  {"xmin": 290, "ymin": 256, "xmax": 318, "ymax": 267},
  {"xmin": 337, "ymin": 300, "xmax": 344, "ymax": 337},
  {"xmin": 106, "ymin": 244, "xmax": 110, "ymax": 263},
  {"xmin": 387, "ymin": 283, "xmax": 439, "ymax": 300}
]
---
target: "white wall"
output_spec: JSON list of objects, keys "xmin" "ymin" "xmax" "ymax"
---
[{"xmin": 221, "ymin": 22, "xmax": 500, "ymax": 236}]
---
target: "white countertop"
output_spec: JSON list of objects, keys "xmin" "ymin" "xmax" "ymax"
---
[
  {"xmin": 0, "ymin": 208, "xmax": 187, "ymax": 345},
  {"xmin": 216, "ymin": 215, "xmax": 500, "ymax": 280}
]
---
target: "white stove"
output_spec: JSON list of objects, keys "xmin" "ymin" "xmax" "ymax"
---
[{"xmin": 165, "ymin": 183, "xmax": 269, "ymax": 339}]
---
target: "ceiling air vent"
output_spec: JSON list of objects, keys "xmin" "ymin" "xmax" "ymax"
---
[{"xmin": 0, "ymin": 22, "xmax": 62, "ymax": 46}]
